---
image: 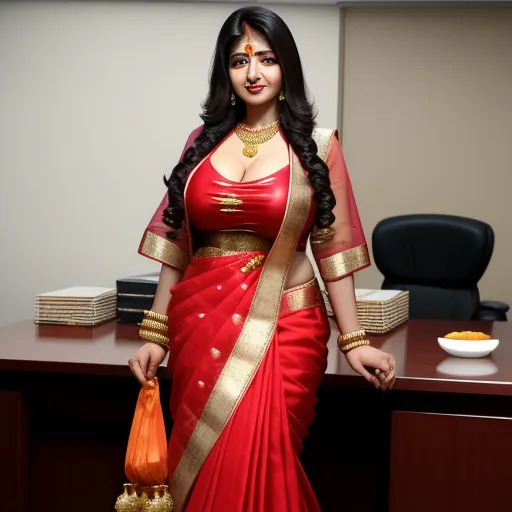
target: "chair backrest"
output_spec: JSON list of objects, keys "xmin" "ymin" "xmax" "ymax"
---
[{"xmin": 372, "ymin": 214, "xmax": 494, "ymax": 320}]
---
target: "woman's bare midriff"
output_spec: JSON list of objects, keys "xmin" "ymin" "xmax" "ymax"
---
[{"xmin": 285, "ymin": 251, "xmax": 316, "ymax": 290}]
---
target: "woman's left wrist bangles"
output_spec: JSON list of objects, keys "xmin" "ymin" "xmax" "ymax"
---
[
  {"xmin": 337, "ymin": 329, "xmax": 370, "ymax": 354},
  {"xmin": 139, "ymin": 310, "xmax": 170, "ymax": 351}
]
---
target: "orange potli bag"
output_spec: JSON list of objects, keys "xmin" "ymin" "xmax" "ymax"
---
[{"xmin": 115, "ymin": 378, "xmax": 173, "ymax": 511}]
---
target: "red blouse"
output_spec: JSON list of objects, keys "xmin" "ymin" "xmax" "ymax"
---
[
  {"xmin": 186, "ymin": 154, "xmax": 314, "ymax": 248},
  {"xmin": 138, "ymin": 125, "xmax": 370, "ymax": 282}
]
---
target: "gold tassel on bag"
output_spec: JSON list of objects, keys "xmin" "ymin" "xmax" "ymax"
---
[
  {"xmin": 115, "ymin": 484, "xmax": 141, "ymax": 512},
  {"xmin": 143, "ymin": 485, "xmax": 173, "ymax": 512},
  {"xmin": 115, "ymin": 484, "xmax": 172, "ymax": 512}
]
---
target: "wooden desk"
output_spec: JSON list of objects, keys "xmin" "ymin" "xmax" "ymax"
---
[{"xmin": 1, "ymin": 319, "xmax": 511, "ymax": 512}]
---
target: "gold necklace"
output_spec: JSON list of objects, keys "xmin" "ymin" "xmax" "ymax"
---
[{"xmin": 235, "ymin": 120, "xmax": 280, "ymax": 158}]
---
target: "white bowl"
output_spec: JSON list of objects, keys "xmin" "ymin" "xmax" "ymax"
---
[{"xmin": 437, "ymin": 337, "xmax": 499, "ymax": 359}]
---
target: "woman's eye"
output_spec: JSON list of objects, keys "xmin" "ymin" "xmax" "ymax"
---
[
  {"xmin": 262, "ymin": 58, "xmax": 277, "ymax": 65},
  {"xmin": 232, "ymin": 59, "xmax": 248, "ymax": 67}
]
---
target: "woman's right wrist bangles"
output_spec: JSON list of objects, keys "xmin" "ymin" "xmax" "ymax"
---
[
  {"xmin": 138, "ymin": 310, "xmax": 170, "ymax": 351},
  {"xmin": 337, "ymin": 329, "xmax": 370, "ymax": 354}
]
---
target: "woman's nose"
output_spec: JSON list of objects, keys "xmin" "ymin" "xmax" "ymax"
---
[{"xmin": 246, "ymin": 58, "xmax": 260, "ymax": 83}]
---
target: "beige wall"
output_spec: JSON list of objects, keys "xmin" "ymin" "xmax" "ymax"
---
[
  {"xmin": 2, "ymin": 2, "xmax": 510, "ymax": 324},
  {"xmin": 0, "ymin": 1, "xmax": 340, "ymax": 325},
  {"xmin": 342, "ymin": 6, "xmax": 512, "ymax": 306}
]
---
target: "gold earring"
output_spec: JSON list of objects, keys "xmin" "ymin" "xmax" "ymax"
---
[
  {"xmin": 230, "ymin": 93, "xmax": 236, "ymax": 106},
  {"xmin": 279, "ymin": 90, "xmax": 285, "ymax": 101}
]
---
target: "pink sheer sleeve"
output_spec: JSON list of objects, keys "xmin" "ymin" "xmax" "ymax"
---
[
  {"xmin": 138, "ymin": 126, "xmax": 203, "ymax": 271},
  {"xmin": 311, "ymin": 131, "xmax": 371, "ymax": 282}
]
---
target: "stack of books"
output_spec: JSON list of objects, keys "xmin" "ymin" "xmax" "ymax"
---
[
  {"xmin": 116, "ymin": 273, "xmax": 159, "ymax": 324},
  {"xmin": 322, "ymin": 288, "xmax": 409, "ymax": 334},
  {"xmin": 34, "ymin": 286, "xmax": 117, "ymax": 326}
]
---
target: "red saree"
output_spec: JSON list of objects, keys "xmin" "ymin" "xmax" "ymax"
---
[
  {"xmin": 167, "ymin": 257, "xmax": 329, "ymax": 511},
  {"xmin": 138, "ymin": 127, "xmax": 371, "ymax": 511}
]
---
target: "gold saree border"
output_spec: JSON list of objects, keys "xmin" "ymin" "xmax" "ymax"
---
[
  {"xmin": 170, "ymin": 146, "xmax": 313, "ymax": 511},
  {"xmin": 280, "ymin": 278, "xmax": 322, "ymax": 317},
  {"xmin": 312, "ymin": 127, "xmax": 335, "ymax": 162},
  {"xmin": 139, "ymin": 231, "xmax": 189, "ymax": 271},
  {"xmin": 318, "ymin": 243, "xmax": 370, "ymax": 281}
]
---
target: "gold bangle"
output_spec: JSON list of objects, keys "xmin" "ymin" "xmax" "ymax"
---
[
  {"xmin": 340, "ymin": 339, "xmax": 370, "ymax": 354},
  {"xmin": 144, "ymin": 310, "xmax": 168, "ymax": 324},
  {"xmin": 139, "ymin": 328, "xmax": 170, "ymax": 343},
  {"xmin": 339, "ymin": 329, "xmax": 366, "ymax": 343},
  {"xmin": 337, "ymin": 334, "xmax": 367, "ymax": 350},
  {"xmin": 339, "ymin": 339, "xmax": 370, "ymax": 354},
  {"xmin": 337, "ymin": 334, "xmax": 367, "ymax": 349},
  {"xmin": 139, "ymin": 329, "xmax": 170, "ymax": 348},
  {"xmin": 140, "ymin": 318, "xmax": 169, "ymax": 333}
]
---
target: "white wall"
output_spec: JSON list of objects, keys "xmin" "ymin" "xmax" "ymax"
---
[{"xmin": 0, "ymin": 1, "xmax": 340, "ymax": 325}]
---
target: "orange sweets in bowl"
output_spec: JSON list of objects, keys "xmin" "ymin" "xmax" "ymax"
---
[{"xmin": 444, "ymin": 331, "xmax": 491, "ymax": 341}]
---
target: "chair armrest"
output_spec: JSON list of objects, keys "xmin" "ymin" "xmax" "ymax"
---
[
  {"xmin": 476, "ymin": 300, "xmax": 510, "ymax": 321},
  {"xmin": 480, "ymin": 300, "xmax": 510, "ymax": 313}
]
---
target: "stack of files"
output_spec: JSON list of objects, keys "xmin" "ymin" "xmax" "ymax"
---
[
  {"xmin": 355, "ymin": 289, "xmax": 409, "ymax": 334},
  {"xmin": 116, "ymin": 273, "xmax": 159, "ymax": 324},
  {"xmin": 322, "ymin": 288, "xmax": 409, "ymax": 334},
  {"xmin": 34, "ymin": 286, "xmax": 117, "ymax": 326}
]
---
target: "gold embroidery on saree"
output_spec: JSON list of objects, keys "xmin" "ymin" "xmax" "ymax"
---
[
  {"xmin": 318, "ymin": 243, "xmax": 370, "ymax": 280},
  {"xmin": 231, "ymin": 314, "xmax": 243, "ymax": 325},
  {"xmin": 213, "ymin": 194, "xmax": 243, "ymax": 206},
  {"xmin": 312, "ymin": 127, "xmax": 334, "ymax": 162},
  {"xmin": 280, "ymin": 278, "xmax": 321, "ymax": 317},
  {"xmin": 201, "ymin": 232, "xmax": 273, "ymax": 255},
  {"xmin": 195, "ymin": 247, "xmax": 242, "ymax": 258},
  {"xmin": 240, "ymin": 255, "xmax": 265, "ymax": 274},
  {"xmin": 139, "ymin": 231, "xmax": 189, "ymax": 271},
  {"xmin": 170, "ymin": 145, "xmax": 313, "ymax": 511}
]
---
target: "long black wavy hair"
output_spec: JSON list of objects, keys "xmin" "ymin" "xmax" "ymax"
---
[{"xmin": 163, "ymin": 6, "xmax": 335, "ymax": 235}]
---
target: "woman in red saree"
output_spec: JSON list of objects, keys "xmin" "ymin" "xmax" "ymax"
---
[{"xmin": 129, "ymin": 6, "xmax": 396, "ymax": 511}]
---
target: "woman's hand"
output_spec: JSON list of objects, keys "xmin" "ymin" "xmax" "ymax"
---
[
  {"xmin": 344, "ymin": 345, "xmax": 396, "ymax": 391},
  {"xmin": 128, "ymin": 343, "xmax": 168, "ymax": 387}
]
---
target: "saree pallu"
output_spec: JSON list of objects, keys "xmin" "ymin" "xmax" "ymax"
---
[{"xmin": 166, "ymin": 251, "xmax": 330, "ymax": 511}]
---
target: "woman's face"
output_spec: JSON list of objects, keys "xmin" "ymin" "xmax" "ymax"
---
[{"xmin": 228, "ymin": 25, "xmax": 283, "ymax": 108}]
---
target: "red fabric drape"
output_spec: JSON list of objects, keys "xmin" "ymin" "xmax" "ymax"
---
[{"xmin": 166, "ymin": 254, "xmax": 330, "ymax": 511}]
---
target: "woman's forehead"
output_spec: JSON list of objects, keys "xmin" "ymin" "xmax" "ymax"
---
[{"xmin": 231, "ymin": 24, "xmax": 271, "ymax": 54}]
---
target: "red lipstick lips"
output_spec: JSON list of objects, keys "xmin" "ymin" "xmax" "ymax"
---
[{"xmin": 246, "ymin": 85, "xmax": 264, "ymax": 94}]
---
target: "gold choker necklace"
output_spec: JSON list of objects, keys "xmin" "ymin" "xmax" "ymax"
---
[{"xmin": 235, "ymin": 121, "xmax": 280, "ymax": 158}]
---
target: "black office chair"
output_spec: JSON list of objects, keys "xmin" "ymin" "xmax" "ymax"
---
[{"xmin": 372, "ymin": 214, "xmax": 509, "ymax": 321}]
